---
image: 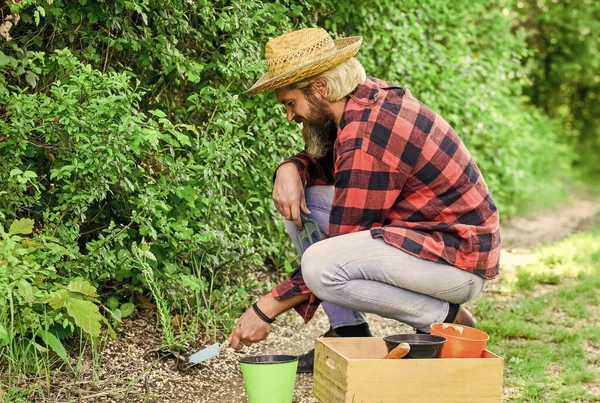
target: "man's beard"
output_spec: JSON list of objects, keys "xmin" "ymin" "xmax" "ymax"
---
[{"xmin": 301, "ymin": 98, "xmax": 338, "ymax": 159}]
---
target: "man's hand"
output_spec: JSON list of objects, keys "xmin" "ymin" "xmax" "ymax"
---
[
  {"xmin": 273, "ymin": 162, "xmax": 311, "ymax": 229},
  {"xmin": 229, "ymin": 305, "xmax": 271, "ymax": 351},
  {"xmin": 228, "ymin": 292, "xmax": 310, "ymax": 351}
]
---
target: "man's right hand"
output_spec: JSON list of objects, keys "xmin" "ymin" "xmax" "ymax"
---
[{"xmin": 272, "ymin": 163, "xmax": 311, "ymax": 229}]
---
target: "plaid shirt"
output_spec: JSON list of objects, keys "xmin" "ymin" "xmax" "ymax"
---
[{"xmin": 272, "ymin": 77, "xmax": 501, "ymax": 323}]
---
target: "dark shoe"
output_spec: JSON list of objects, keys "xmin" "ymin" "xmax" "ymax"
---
[
  {"xmin": 453, "ymin": 306, "xmax": 476, "ymax": 328},
  {"xmin": 297, "ymin": 327, "xmax": 339, "ymax": 374}
]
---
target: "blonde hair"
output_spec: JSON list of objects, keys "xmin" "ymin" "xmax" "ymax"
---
[{"xmin": 292, "ymin": 57, "xmax": 366, "ymax": 102}]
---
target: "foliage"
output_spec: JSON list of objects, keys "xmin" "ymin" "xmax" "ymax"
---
[
  {"xmin": 0, "ymin": 0, "xmax": 306, "ymax": 378},
  {"xmin": 0, "ymin": 217, "xmax": 105, "ymax": 373},
  {"xmin": 516, "ymin": 0, "xmax": 600, "ymax": 177}
]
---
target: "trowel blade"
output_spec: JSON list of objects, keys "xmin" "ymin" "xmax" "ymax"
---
[{"xmin": 187, "ymin": 342, "xmax": 221, "ymax": 365}]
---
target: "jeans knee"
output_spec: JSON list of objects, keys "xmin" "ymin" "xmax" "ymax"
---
[{"xmin": 301, "ymin": 243, "xmax": 330, "ymax": 298}]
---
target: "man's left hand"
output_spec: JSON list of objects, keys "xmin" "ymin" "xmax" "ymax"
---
[{"xmin": 229, "ymin": 306, "xmax": 271, "ymax": 350}]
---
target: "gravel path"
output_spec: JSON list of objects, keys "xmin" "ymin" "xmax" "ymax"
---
[{"xmin": 34, "ymin": 193, "xmax": 600, "ymax": 402}]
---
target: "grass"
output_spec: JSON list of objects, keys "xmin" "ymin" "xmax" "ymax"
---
[
  {"xmin": 472, "ymin": 226, "xmax": 600, "ymax": 402},
  {"xmin": 0, "ymin": 331, "xmax": 101, "ymax": 402}
]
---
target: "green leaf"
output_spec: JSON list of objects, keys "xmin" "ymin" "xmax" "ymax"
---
[
  {"xmin": 25, "ymin": 71, "xmax": 38, "ymax": 88},
  {"xmin": 23, "ymin": 171, "xmax": 38, "ymax": 178},
  {"xmin": 9, "ymin": 168, "xmax": 23, "ymax": 177},
  {"xmin": 67, "ymin": 278, "xmax": 98, "ymax": 297},
  {"xmin": 0, "ymin": 51, "xmax": 9, "ymax": 67},
  {"xmin": 47, "ymin": 289, "xmax": 70, "ymax": 309},
  {"xmin": 0, "ymin": 324, "xmax": 9, "ymax": 348},
  {"xmin": 34, "ymin": 341, "xmax": 48, "ymax": 353},
  {"xmin": 66, "ymin": 298, "xmax": 102, "ymax": 338},
  {"xmin": 39, "ymin": 330, "xmax": 69, "ymax": 364},
  {"xmin": 17, "ymin": 279, "xmax": 35, "ymax": 304},
  {"xmin": 9, "ymin": 218, "xmax": 34, "ymax": 235},
  {"xmin": 149, "ymin": 109, "xmax": 166, "ymax": 118},
  {"xmin": 107, "ymin": 296, "xmax": 119, "ymax": 311},
  {"xmin": 119, "ymin": 302, "xmax": 135, "ymax": 318},
  {"xmin": 143, "ymin": 249, "xmax": 156, "ymax": 261}
]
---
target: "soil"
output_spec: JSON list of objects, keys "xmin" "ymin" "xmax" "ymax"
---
[{"xmin": 24, "ymin": 193, "xmax": 600, "ymax": 403}]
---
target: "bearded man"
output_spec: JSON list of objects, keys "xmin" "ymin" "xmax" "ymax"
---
[{"xmin": 229, "ymin": 28, "xmax": 501, "ymax": 374}]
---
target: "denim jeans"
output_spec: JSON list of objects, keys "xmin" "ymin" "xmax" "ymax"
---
[
  {"xmin": 285, "ymin": 186, "xmax": 487, "ymax": 333},
  {"xmin": 284, "ymin": 186, "xmax": 368, "ymax": 329}
]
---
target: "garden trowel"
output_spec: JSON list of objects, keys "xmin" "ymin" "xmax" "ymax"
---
[
  {"xmin": 297, "ymin": 213, "xmax": 324, "ymax": 253},
  {"xmin": 186, "ymin": 339, "xmax": 230, "ymax": 366}
]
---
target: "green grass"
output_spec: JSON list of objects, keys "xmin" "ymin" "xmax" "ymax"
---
[{"xmin": 473, "ymin": 229, "xmax": 600, "ymax": 402}]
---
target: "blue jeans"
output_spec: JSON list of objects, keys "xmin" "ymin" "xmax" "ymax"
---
[
  {"xmin": 284, "ymin": 186, "xmax": 368, "ymax": 329},
  {"xmin": 285, "ymin": 186, "xmax": 487, "ymax": 333}
]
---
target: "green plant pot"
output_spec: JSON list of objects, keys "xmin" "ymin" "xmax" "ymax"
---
[{"xmin": 239, "ymin": 355, "xmax": 299, "ymax": 403}]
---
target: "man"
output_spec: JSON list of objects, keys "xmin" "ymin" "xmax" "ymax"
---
[{"xmin": 229, "ymin": 28, "xmax": 500, "ymax": 373}]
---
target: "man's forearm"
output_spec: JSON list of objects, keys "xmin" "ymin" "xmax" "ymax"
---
[{"xmin": 256, "ymin": 291, "xmax": 310, "ymax": 319}]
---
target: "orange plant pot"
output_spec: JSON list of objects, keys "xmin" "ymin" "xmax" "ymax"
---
[{"xmin": 430, "ymin": 323, "xmax": 489, "ymax": 358}]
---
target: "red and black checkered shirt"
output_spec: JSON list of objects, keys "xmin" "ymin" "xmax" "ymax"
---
[{"xmin": 272, "ymin": 77, "xmax": 501, "ymax": 323}]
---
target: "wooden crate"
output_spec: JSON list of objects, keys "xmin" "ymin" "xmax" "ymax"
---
[{"xmin": 313, "ymin": 337, "xmax": 503, "ymax": 403}]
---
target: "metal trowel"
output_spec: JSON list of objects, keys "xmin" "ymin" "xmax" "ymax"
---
[{"xmin": 186, "ymin": 339, "xmax": 230, "ymax": 366}]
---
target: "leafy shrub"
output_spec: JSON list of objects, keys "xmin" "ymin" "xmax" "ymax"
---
[
  {"xmin": 0, "ymin": 217, "xmax": 104, "ymax": 369},
  {"xmin": 0, "ymin": 47, "xmax": 272, "ymax": 311},
  {"xmin": 516, "ymin": 0, "xmax": 600, "ymax": 176}
]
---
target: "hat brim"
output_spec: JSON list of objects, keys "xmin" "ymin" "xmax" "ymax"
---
[{"xmin": 244, "ymin": 36, "xmax": 363, "ymax": 95}]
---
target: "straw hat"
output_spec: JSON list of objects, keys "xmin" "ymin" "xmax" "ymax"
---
[{"xmin": 245, "ymin": 28, "xmax": 362, "ymax": 95}]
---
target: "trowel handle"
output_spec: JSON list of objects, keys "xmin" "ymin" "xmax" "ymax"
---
[
  {"xmin": 384, "ymin": 342, "xmax": 411, "ymax": 359},
  {"xmin": 300, "ymin": 213, "xmax": 311, "ymax": 225},
  {"xmin": 297, "ymin": 213, "xmax": 324, "ymax": 253}
]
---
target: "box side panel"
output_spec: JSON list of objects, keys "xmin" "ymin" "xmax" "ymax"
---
[
  {"xmin": 313, "ymin": 339, "xmax": 350, "ymax": 403},
  {"xmin": 315, "ymin": 338, "xmax": 504, "ymax": 403},
  {"xmin": 345, "ymin": 358, "xmax": 504, "ymax": 403}
]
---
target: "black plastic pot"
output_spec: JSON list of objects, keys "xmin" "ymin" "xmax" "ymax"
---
[
  {"xmin": 383, "ymin": 334, "xmax": 447, "ymax": 359},
  {"xmin": 239, "ymin": 355, "xmax": 299, "ymax": 364}
]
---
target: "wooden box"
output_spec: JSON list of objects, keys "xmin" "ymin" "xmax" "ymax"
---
[{"xmin": 313, "ymin": 337, "xmax": 503, "ymax": 403}]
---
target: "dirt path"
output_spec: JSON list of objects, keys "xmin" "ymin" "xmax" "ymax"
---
[{"xmin": 48, "ymin": 193, "xmax": 600, "ymax": 403}]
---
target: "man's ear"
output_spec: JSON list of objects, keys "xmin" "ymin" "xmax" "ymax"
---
[{"xmin": 312, "ymin": 77, "xmax": 328, "ymax": 99}]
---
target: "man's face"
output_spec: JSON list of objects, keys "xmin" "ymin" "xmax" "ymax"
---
[{"xmin": 275, "ymin": 86, "xmax": 338, "ymax": 159}]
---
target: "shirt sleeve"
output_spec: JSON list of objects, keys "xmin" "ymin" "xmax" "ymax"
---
[
  {"xmin": 274, "ymin": 150, "xmax": 334, "ymax": 187},
  {"xmin": 328, "ymin": 148, "xmax": 409, "ymax": 236},
  {"xmin": 271, "ymin": 265, "xmax": 322, "ymax": 324}
]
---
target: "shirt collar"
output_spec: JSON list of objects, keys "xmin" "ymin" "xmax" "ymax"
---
[{"xmin": 349, "ymin": 77, "xmax": 380, "ymax": 106}]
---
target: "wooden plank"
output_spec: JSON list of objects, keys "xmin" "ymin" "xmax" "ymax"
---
[
  {"xmin": 345, "ymin": 357, "xmax": 503, "ymax": 402},
  {"xmin": 313, "ymin": 339, "xmax": 349, "ymax": 403},
  {"xmin": 313, "ymin": 338, "xmax": 503, "ymax": 403},
  {"xmin": 318, "ymin": 337, "xmax": 389, "ymax": 360}
]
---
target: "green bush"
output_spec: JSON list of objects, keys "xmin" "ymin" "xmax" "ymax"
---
[
  {"xmin": 517, "ymin": 0, "xmax": 600, "ymax": 176},
  {"xmin": 0, "ymin": 217, "xmax": 104, "ymax": 372},
  {"xmin": 0, "ymin": 47, "xmax": 273, "ymax": 334},
  {"xmin": 0, "ymin": 1, "xmax": 307, "ymax": 365}
]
